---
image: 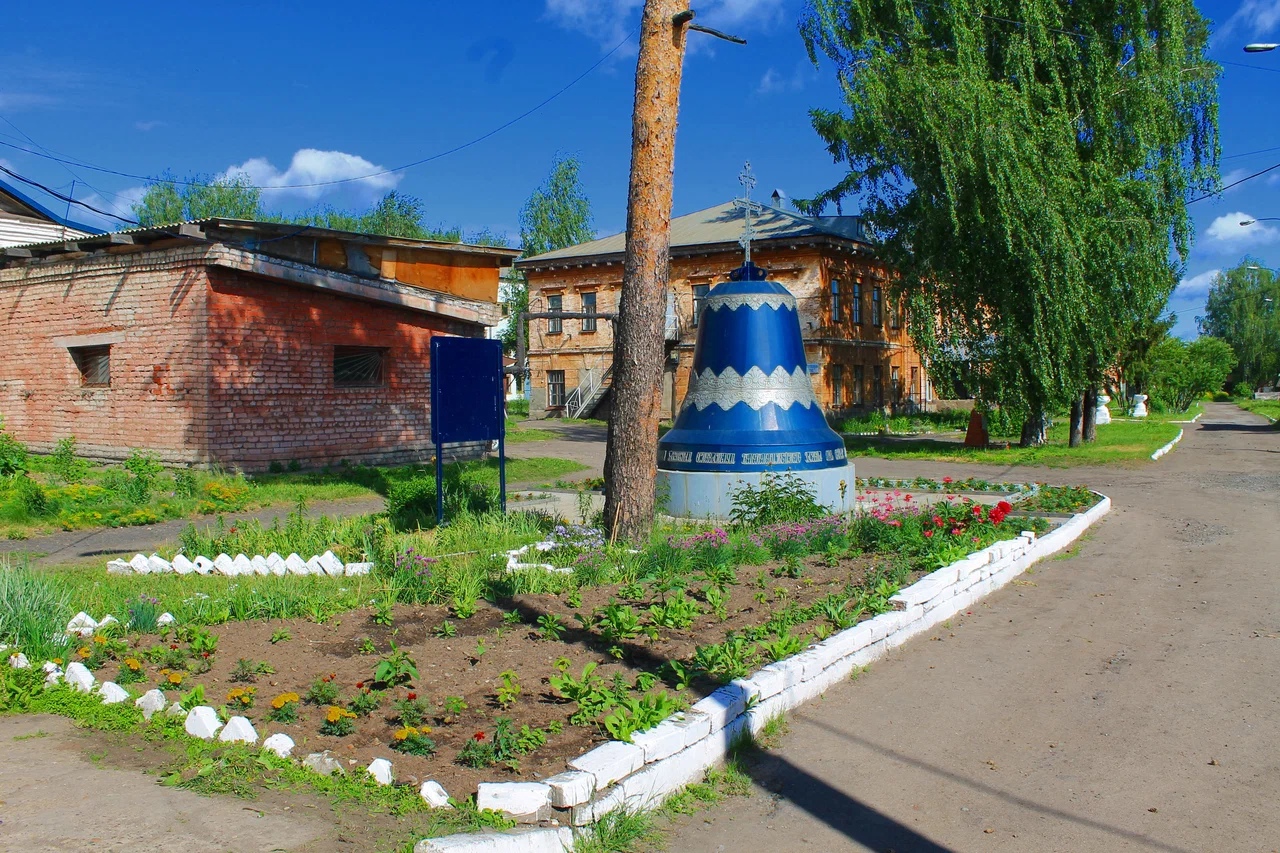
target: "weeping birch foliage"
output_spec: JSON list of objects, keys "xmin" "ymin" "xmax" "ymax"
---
[{"xmin": 799, "ymin": 0, "xmax": 1219, "ymax": 427}]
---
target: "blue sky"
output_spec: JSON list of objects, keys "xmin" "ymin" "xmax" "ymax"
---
[{"xmin": 1, "ymin": 0, "xmax": 1277, "ymax": 339}]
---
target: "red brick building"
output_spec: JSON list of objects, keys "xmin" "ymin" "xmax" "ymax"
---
[{"xmin": 0, "ymin": 220, "xmax": 517, "ymax": 470}]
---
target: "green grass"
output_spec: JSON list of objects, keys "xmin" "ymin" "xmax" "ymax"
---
[
  {"xmin": 844, "ymin": 415, "xmax": 1185, "ymax": 467},
  {"xmin": 1236, "ymin": 399, "xmax": 1280, "ymax": 423}
]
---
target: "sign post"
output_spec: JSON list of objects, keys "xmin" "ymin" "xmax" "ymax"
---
[{"xmin": 429, "ymin": 337, "xmax": 505, "ymax": 526}]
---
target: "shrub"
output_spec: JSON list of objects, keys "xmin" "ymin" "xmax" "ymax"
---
[
  {"xmin": 16, "ymin": 477, "xmax": 52, "ymax": 517},
  {"xmin": 729, "ymin": 472, "xmax": 826, "ymax": 527},
  {"xmin": 122, "ymin": 450, "xmax": 164, "ymax": 505},
  {"xmin": 50, "ymin": 437, "xmax": 90, "ymax": 484},
  {"xmin": 1233, "ymin": 381, "xmax": 1254, "ymax": 399},
  {"xmin": 0, "ymin": 425, "xmax": 28, "ymax": 478}
]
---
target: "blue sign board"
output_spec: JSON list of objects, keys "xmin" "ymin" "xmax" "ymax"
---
[{"xmin": 429, "ymin": 337, "xmax": 506, "ymax": 523}]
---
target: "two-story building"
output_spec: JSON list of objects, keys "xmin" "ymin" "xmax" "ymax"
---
[{"xmin": 516, "ymin": 200, "xmax": 936, "ymax": 420}]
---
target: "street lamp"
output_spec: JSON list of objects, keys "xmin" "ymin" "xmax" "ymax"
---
[{"xmin": 1244, "ymin": 43, "xmax": 1278, "ymax": 52}]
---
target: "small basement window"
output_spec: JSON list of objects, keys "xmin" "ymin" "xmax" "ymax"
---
[
  {"xmin": 71, "ymin": 345, "xmax": 111, "ymax": 387},
  {"xmin": 334, "ymin": 346, "xmax": 386, "ymax": 387}
]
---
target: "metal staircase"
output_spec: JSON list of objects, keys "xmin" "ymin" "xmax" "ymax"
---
[{"xmin": 564, "ymin": 366, "xmax": 613, "ymax": 420}]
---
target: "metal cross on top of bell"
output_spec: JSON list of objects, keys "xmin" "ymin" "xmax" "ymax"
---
[{"xmin": 655, "ymin": 163, "xmax": 854, "ymax": 519}]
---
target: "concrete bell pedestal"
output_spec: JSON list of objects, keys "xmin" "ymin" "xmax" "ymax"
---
[
  {"xmin": 1095, "ymin": 394, "xmax": 1112, "ymax": 425},
  {"xmin": 1130, "ymin": 394, "xmax": 1148, "ymax": 417},
  {"xmin": 659, "ymin": 463, "xmax": 855, "ymax": 520}
]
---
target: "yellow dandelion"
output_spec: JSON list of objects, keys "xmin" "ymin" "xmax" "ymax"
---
[
  {"xmin": 92, "ymin": 635, "xmax": 107, "ymax": 646},
  {"xmin": 124, "ymin": 658, "xmax": 142, "ymax": 671}
]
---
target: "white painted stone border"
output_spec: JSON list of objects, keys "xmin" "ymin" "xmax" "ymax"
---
[
  {"xmin": 105, "ymin": 550, "xmax": 373, "ymax": 577},
  {"xmin": 414, "ymin": 493, "xmax": 1112, "ymax": 852},
  {"xmin": 1172, "ymin": 411, "xmax": 1203, "ymax": 424},
  {"xmin": 1150, "ymin": 429, "xmax": 1184, "ymax": 461}
]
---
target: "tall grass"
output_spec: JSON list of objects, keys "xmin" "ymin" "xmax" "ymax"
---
[{"xmin": 0, "ymin": 558, "xmax": 72, "ymax": 661}]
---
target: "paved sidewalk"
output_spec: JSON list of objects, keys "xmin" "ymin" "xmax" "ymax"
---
[{"xmin": 665, "ymin": 403, "xmax": 1280, "ymax": 852}]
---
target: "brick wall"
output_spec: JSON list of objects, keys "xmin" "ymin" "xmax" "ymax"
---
[
  {"xmin": 0, "ymin": 246, "xmax": 492, "ymax": 470},
  {"xmin": 0, "ymin": 247, "xmax": 211, "ymax": 463},
  {"xmin": 205, "ymin": 267, "xmax": 481, "ymax": 471}
]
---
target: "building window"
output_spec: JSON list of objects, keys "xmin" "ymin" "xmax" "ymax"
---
[
  {"xmin": 581, "ymin": 291, "xmax": 597, "ymax": 332},
  {"xmin": 547, "ymin": 294, "xmax": 563, "ymax": 334},
  {"xmin": 872, "ymin": 287, "xmax": 882, "ymax": 326},
  {"xmin": 830, "ymin": 280, "xmax": 841, "ymax": 322},
  {"xmin": 891, "ymin": 366, "xmax": 901, "ymax": 401},
  {"xmin": 852, "ymin": 283, "xmax": 862, "ymax": 324},
  {"xmin": 692, "ymin": 284, "xmax": 710, "ymax": 327},
  {"xmin": 890, "ymin": 296, "xmax": 901, "ymax": 329},
  {"xmin": 547, "ymin": 370, "xmax": 566, "ymax": 407},
  {"xmin": 924, "ymin": 372, "xmax": 934, "ymax": 402},
  {"xmin": 333, "ymin": 346, "xmax": 386, "ymax": 387},
  {"xmin": 853, "ymin": 365, "xmax": 864, "ymax": 404},
  {"xmin": 873, "ymin": 365, "xmax": 884, "ymax": 404},
  {"xmin": 911, "ymin": 366, "xmax": 920, "ymax": 400},
  {"xmin": 830, "ymin": 364, "xmax": 843, "ymax": 407},
  {"xmin": 71, "ymin": 345, "xmax": 111, "ymax": 387}
]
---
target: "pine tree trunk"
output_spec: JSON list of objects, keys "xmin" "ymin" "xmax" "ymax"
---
[
  {"xmin": 1069, "ymin": 393, "xmax": 1084, "ymax": 447},
  {"xmin": 603, "ymin": 0, "xmax": 690, "ymax": 543},
  {"xmin": 1083, "ymin": 384, "xmax": 1098, "ymax": 442}
]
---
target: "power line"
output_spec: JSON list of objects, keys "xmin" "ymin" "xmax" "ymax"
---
[
  {"xmin": 1223, "ymin": 145, "xmax": 1280, "ymax": 160},
  {"xmin": 0, "ymin": 164, "xmax": 136, "ymax": 224},
  {"xmin": 0, "ymin": 26, "xmax": 637, "ymax": 193},
  {"xmin": 1189, "ymin": 161, "xmax": 1280, "ymax": 203}
]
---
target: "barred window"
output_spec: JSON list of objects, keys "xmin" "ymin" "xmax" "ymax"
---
[
  {"xmin": 334, "ymin": 346, "xmax": 386, "ymax": 387},
  {"xmin": 852, "ymin": 283, "xmax": 862, "ymax": 324},
  {"xmin": 547, "ymin": 370, "xmax": 566, "ymax": 407},
  {"xmin": 71, "ymin": 345, "xmax": 111, "ymax": 387},
  {"xmin": 830, "ymin": 280, "xmax": 841, "ymax": 322},
  {"xmin": 872, "ymin": 287, "xmax": 882, "ymax": 326}
]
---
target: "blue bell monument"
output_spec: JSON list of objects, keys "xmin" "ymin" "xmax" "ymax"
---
[{"xmin": 657, "ymin": 165, "xmax": 854, "ymax": 518}]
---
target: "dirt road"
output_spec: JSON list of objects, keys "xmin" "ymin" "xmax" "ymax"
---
[{"xmin": 665, "ymin": 403, "xmax": 1280, "ymax": 852}]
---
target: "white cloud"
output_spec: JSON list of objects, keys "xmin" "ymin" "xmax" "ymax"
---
[
  {"xmin": 757, "ymin": 61, "xmax": 811, "ymax": 94},
  {"xmin": 1205, "ymin": 211, "xmax": 1280, "ymax": 247},
  {"xmin": 1175, "ymin": 268, "xmax": 1221, "ymax": 298},
  {"xmin": 545, "ymin": 0, "xmax": 642, "ymax": 50},
  {"xmin": 546, "ymin": 0, "xmax": 788, "ymax": 48},
  {"xmin": 220, "ymin": 149, "xmax": 399, "ymax": 201},
  {"xmin": 1216, "ymin": 0, "xmax": 1280, "ymax": 39}
]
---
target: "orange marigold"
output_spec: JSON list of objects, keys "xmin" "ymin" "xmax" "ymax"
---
[{"xmin": 271, "ymin": 692, "xmax": 300, "ymax": 709}]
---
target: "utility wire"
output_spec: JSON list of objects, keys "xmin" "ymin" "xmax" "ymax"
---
[
  {"xmin": 1189, "ymin": 161, "xmax": 1280, "ymax": 203},
  {"xmin": 0, "ymin": 165, "xmax": 136, "ymax": 224},
  {"xmin": 0, "ymin": 26, "xmax": 637, "ymax": 193}
]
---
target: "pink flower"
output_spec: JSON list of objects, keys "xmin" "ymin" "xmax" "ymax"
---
[{"xmin": 923, "ymin": 530, "xmax": 934, "ymax": 538}]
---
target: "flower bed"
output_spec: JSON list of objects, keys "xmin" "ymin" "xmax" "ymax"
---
[{"xmin": 0, "ymin": 480, "xmax": 1103, "ymax": 847}]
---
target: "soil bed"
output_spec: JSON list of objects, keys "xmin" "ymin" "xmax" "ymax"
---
[{"xmin": 118, "ymin": 550, "xmax": 915, "ymax": 797}]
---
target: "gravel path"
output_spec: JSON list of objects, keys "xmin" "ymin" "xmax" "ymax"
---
[{"xmin": 664, "ymin": 402, "xmax": 1280, "ymax": 852}]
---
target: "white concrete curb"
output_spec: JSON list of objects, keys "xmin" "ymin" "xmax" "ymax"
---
[
  {"xmin": 1150, "ymin": 429, "xmax": 1184, "ymax": 461},
  {"xmin": 418, "ymin": 494, "xmax": 1112, "ymax": 851}
]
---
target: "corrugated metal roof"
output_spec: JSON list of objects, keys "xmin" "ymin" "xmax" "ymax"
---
[
  {"xmin": 0, "ymin": 216, "xmax": 92, "ymax": 248},
  {"xmin": 520, "ymin": 200, "xmax": 867, "ymax": 265},
  {"xmin": 10, "ymin": 217, "xmax": 520, "ymax": 258}
]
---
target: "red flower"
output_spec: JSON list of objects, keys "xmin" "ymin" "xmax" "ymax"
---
[
  {"xmin": 903, "ymin": 494, "xmax": 913, "ymax": 502},
  {"xmin": 923, "ymin": 530, "xmax": 934, "ymax": 538},
  {"xmin": 356, "ymin": 681, "xmax": 365, "ymax": 689},
  {"xmin": 942, "ymin": 476, "xmax": 952, "ymax": 484},
  {"xmin": 972, "ymin": 505, "xmax": 983, "ymax": 516},
  {"xmin": 169, "ymin": 644, "xmax": 178, "ymax": 650},
  {"xmin": 996, "ymin": 500, "xmax": 1012, "ymax": 515},
  {"xmin": 932, "ymin": 515, "xmax": 944, "ymax": 527},
  {"xmin": 407, "ymin": 692, "xmax": 417, "ymax": 701},
  {"xmin": 951, "ymin": 528, "xmax": 962, "ymax": 536},
  {"xmin": 473, "ymin": 731, "xmax": 486, "ymax": 741},
  {"xmin": 201, "ymin": 652, "xmax": 210, "ymax": 659}
]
